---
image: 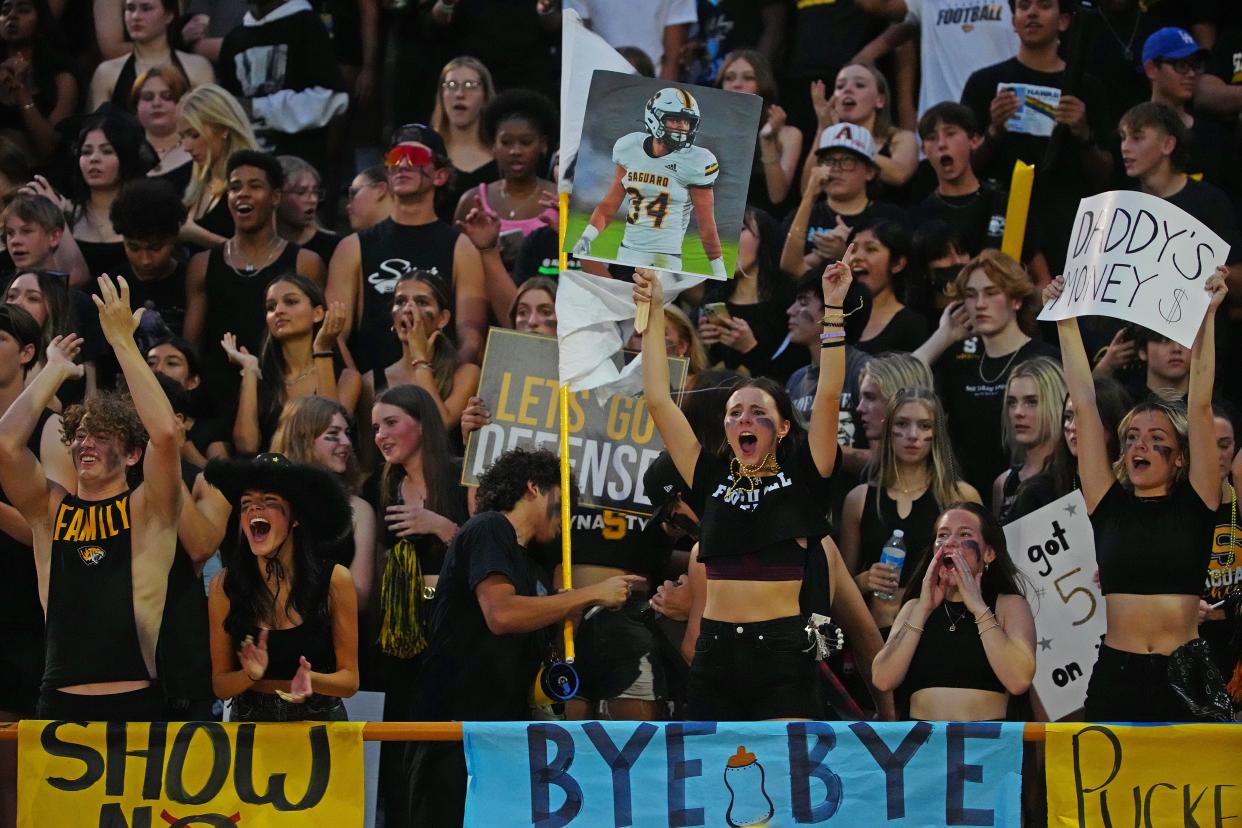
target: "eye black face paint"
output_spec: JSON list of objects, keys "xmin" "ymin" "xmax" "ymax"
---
[
  {"xmin": 1151, "ymin": 444, "xmax": 1174, "ymax": 460},
  {"xmin": 961, "ymin": 539, "xmax": 981, "ymax": 555},
  {"xmin": 754, "ymin": 415, "xmax": 777, "ymax": 435}
]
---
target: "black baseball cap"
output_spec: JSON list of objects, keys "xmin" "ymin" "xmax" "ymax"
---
[{"xmin": 389, "ymin": 122, "xmax": 447, "ymax": 158}]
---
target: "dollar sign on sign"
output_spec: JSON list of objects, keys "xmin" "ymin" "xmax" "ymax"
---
[{"xmin": 1158, "ymin": 288, "xmax": 1186, "ymax": 324}]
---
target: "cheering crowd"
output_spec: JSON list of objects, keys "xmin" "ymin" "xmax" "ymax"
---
[{"xmin": 0, "ymin": 0, "xmax": 1240, "ymax": 824}]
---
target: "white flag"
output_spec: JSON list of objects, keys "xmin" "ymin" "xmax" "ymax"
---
[
  {"xmin": 558, "ymin": 10, "xmax": 635, "ymax": 194},
  {"xmin": 556, "ymin": 270, "xmax": 703, "ymax": 396}
]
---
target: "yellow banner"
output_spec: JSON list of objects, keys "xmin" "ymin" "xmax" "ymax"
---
[
  {"xmin": 1046, "ymin": 723, "xmax": 1242, "ymax": 827},
  {"xmin": 18, "ymin": 719, "xmax": 364, "ymax": 828}
]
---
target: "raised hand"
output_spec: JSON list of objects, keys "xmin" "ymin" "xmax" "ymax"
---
[
  {"xmin": 914, "ymin": 548, "xmax": 947, "ymax": 618},
  {"xmin": 93, "ymin": 274, "xmax": 142, "ymax": 347},
  {"xmin": 631, "ymin": 267, "xmax": 664, "ymax": 308},
  {"xmin": 238, "ymin": 628, "xmax": 269, "ymax": 681},
  {"xmin": 404, "ymin": 309, "xmax": 439, "ymax": 363},
  {"xmin": 760, "ymin": 104, "xmax": 787, "ymax": 141},
  {"xmin": 276, "ymin": 656, "xmax": 313, "ymax": 703},
  {"xmin": 460, "ymin": 395, "xmax": 492, "ymax": 438},
  {"xmin": 1206, "ymin": 266, "xmax": 1228, "ymax": 311},
  {"xmin": 938, "ymin": 300, "xmax": 972, "ymax": 343},
  {"xmin": 947, "ymin": 548, "xmax": 988, "ymax": 617},
  {"xmin": 810, "ymin": 80, "xmax": 837, "ymax": 128},
  {"xmin": 1043, "ymin": 274, "xmax": 1066, "ymax": 306},
  {"xmin": 18, "ymin": 175, "xmax": 69, "ymax": 214},
  {"xmin": 821, "ymin": 242, "xmax": 856, "ymax": 307},
  {"xmin": 221, "ymin": 332, "xmax": 259, "ymax": 373},
  {"xmin": 45, "ymin": 334, "xmax": 85, "ymax": 380},
  {"xmin": 456, "ymin": 206, "xmax": 502, "ymax": 253},
  {"xmin": 1095, "ymin": 327, "xmax": 1135, "ymax": 376},
  {"xmin": 313, "ymin": 301, "xmax": 347, "ymax": 353}
]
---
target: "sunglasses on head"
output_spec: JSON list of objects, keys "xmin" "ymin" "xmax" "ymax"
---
[{"xmin": 384, "ymin": 144, "xmax": 435, "ymax": 169}]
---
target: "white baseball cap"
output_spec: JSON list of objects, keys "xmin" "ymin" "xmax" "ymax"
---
[{"xmin": 816, "ymin": 123, "xmax": 878, "ymax": 165}]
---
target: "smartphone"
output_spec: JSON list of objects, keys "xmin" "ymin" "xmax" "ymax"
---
[{"xmin": 703, "ymin": 302, "xmax": 732, "ymax": 324}]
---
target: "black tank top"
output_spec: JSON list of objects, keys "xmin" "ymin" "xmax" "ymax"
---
[
  {"xmin": 355, "ymin": 218, "xmax": 459, "ymax": 373},
  {"xmin": 899, "ymin": 599, "xmax": 1007, "ymax": 700},
  {"xmin": 199, "ymin": 241, "xmax": 301, "ymax": 392},
  {"xmin": 858, "ymin": 485, "xmax": 939, "ymax": 587},
  {"xmin": 44, "ymin": 491, "xmax": 151, "ymax": 690},
  {"xmin": 260, "ymin": 577, "xmax": 337, "ymax": 681},
  {"xmin": 110, "ymin": 51, "xmax": 189, "ymax": 111},
  {"xmin": 997, "ymin": 468, "xmax": 1022, "ymax": 524},
  {"xmin": 77, "ymin": 239, "xmax": 128, "ymax": 281}
]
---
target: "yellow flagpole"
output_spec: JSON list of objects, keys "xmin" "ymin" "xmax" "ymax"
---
[
  {"xmin": 1001, "ymin": 160, "xmax": 1035, "ymax": 261},
  {"xmin": 557, "ymin": 185, "xmax": 574, "ymax": 662}
]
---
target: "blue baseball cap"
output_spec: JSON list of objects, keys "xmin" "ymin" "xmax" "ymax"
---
[{"xmin": 1142, "ymin": 27, "xmax": 1208, "ymax": 64}]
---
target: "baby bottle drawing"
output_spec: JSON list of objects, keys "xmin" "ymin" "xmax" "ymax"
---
[{"xmin": 723, "ymin": 745, "xmax": 774, "ymax": 827}]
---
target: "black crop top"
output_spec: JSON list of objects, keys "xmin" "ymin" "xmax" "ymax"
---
[
  {"xmin": 690, "ymin": 440, "xmax": 833, "ymax": 562},
  {"xmin": 900, "ymin": 600, "xmax": 1007, "ymax": 698},
  {"xmin": 1091, "ymin": 480, "xmax": 1215, "ymax": 596}
]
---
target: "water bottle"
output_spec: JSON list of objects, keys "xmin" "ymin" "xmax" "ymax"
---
[{"xmin": 874, "ymin": 529, "xmax": 906, "ymax": 601}]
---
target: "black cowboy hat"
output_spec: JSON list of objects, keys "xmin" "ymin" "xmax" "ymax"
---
[{"xmin": 204, "ymin": 453, "xmax": 352, "ymax": 544}]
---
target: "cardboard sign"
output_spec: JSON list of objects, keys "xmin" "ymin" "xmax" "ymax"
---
[
  {"xmin": 462, "ymin": 328, "xmax": 687, "ymax": 515},
  {"xmin": 18, "ymin": 720, "xmax": 365, "ymax": 828},
  {"xmin": 464, "ymin": 720, "xmax": 1025, "ymax": 828},
  {"xmin": 1046, "ymin": 723, "xmax": 1242, "ymax": 827},
  {"xmin": 562, "ymin": 70, "xmax": 761, "ymax": 280},
  {"xmin": 999, "ymin": 83, "xmax": 1061, "ymax": 137},
  {"xmin": 1003, "ymin": 490, "xmax": 1105, "ymax": 721},
  {"xmin": 1038, "ymin": 190, "xmax": 1229, "ymax": 347}
]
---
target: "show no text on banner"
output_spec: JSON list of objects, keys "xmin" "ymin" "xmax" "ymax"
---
[
  {"xmin": 1037, "ymin": 189, "xmax": 1229, "ymax": 348},
  {"xmin": 17, "ymin": 719, "xmax": 365, "ymax": 828},
  {"xmin": 1046, "ymin": 723, "xmax": 1242, "ymax": 827},
  {"xmin": 464, "ymin": 720, "xmax": 1025, "ymax": 827},
  {"xmin": 463, "ymin": 328, "xmax": 688, "ymax": 515}
]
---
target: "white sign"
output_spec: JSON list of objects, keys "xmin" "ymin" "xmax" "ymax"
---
[
  {"xmin": 1003, "ymin": 490, "xmax": 1105, "ymax": 721},
  {"xmin": 1038, "ymin": 190, "xmax": 1229, "ymax": 348},
  {"xmin": 999, "ymin": 83, "xmax": 1060, "ymax": 137}
]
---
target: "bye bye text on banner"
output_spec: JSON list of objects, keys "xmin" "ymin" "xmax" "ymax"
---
[
  {"xmin": 1046, "ymin": 723, "xmax": 1242, "ymax": 827},
  {"xmin": 18, "ymin": 720, "xmax": 364, "ymax": 828},
  {"xmin": 1037, "ymin": 190, "xmax": 1229, "ymax": 348},
  {"xmin": 463, "ymin": 328, "xmax": 688, "ymax": 515},
  {"xmin": 463, "ymin": 720, "xmax": 1025, "ymax": 827}
]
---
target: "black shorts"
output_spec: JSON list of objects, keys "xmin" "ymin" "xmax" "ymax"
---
[
  {"xmin": 574, "ymin": 594, "xmax": 666, "ymax": 703},
  {"xmin": 1084, "ymin": 644, "xmax": 1188, "ymax": 722},
  {"xmin": 37, "ymin": 685, "xmax": 166, "ymax": 722},
  {"xmin": 687, "ymin": 616, "xmax": 823, "ymax": 721}
]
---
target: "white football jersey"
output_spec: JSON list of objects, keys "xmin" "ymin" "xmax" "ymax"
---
[{"xmin": 611, "ymin": 132, "xmax": 719, "ymax": 255}]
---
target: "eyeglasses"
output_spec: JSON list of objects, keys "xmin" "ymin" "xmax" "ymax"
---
[
  {"xmin": 1156, "ymin": 57, "xmax": 1205, "ymax": 75},
  {"xmin": 384, "ymin": 144, "xmax": 435, "ymax": 169},
  {"xmin": 817, "ymin": 154, "xmax": 861, "ymax": 171},
  {"xmin": 440, "ymin": 79, "xmax": 482, "ymax": 92}
]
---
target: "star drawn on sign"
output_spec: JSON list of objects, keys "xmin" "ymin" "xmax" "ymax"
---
[
  {"xmin": 1064, "ymin": 502, "xmax": 1078, "ymax": 517},
  {"xmin": 1038, "ymin": 638, "xmax": 1053, "ymax": 651}
]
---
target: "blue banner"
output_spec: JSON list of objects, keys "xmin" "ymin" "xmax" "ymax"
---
[{"xmin": 463, "ymin": 720, "xmax": 1025, "ymax": 827}]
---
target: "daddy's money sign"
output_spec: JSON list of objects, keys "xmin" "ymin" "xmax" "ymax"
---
[{"xmin": 1038, "ymin": 190, "xmax": 1228, "ymax": 347}]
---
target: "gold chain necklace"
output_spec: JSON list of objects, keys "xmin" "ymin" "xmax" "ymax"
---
[
  {"xmin": 977, "ymin": 338, "xmax": 1028, "ymax": 385},
  {"xmin": 724, "ymin": 453, "xmax": 780, "ymax": 500},
  {"xmin": 944, "ymin": 602, "xmax": 969, "ymax": 632}
]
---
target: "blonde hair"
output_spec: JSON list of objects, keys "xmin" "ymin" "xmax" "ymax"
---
[
  {"xmin": 950, "ymin": 249, "xmax": 1039, "ymax": 335},
  {"xmin": 430, "ymin": 56, "xmax": 496, "ymax": 140},
  {"xmin": 270, "ymin": 396, "xmax": 359, "ymax": 492},
  {"xmin": 177, "ymin": 84, "xmax": 257, "ymax": 212},
  {"xmin": 130, "ymin": 64, "xmax": 190, "ymax": 110},
  {"xmin": 868, "ymin": 388, "xmax": 963, "ymax": 519},
  {"xmin": 839, "ymin": 61, "xmax": 898, "ymax": 144},
  {"xmin": 663, "ymin": 304, "xmax": 708, "ymax": 375},
  {"xmin": 1001, "ymin": 356, "xmax": 1067, "ymax": 465},
  {"xmin": 1113, "ymin": 399, "xmax": 1190, "ymax": 490},
  {"xmin": 860, "ymin": 352, "xmax": 934, "ymax": 402}
]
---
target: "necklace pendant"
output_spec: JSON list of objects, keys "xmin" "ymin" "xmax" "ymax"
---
[{"xmin": 949, "ymin": 622, "xmax": 956, "ymax": 632}]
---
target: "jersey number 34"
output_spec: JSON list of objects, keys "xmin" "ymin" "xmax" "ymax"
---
[{"xmin": 624, "ymin": 188, "xmax": 670, "ymax": 228}]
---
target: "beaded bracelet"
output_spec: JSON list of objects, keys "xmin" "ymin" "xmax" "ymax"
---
[
  {"xmin": 819, "ymin": 330, "xmax": 846, "ymax": 342},
  {"xmin": 820, "ymin": 340, "xmax": 845, "ymax": 350}
]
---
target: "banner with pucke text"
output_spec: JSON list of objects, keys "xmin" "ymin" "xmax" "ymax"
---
[
  {"xmin": 1003, "ymin": 490, "xmax": 1105, "ymax": 721},
  {"xmin": 18, "ymin": 720, "xmax": 364, "ymax": 828},
  {"xmin": 464, "ymin": 720, "xmax": 1025, "ymax": 827},
  {"xmin": 1037, "ymin": 190, "xmax": 1229, "ymax": 348},
  {"xmin": 463, "ymin": 327, "xmax": 688, "ymax": 515},
  {"xmin": 1046, "ymin": 723, "xmax": 1242, "ymax": 827}
]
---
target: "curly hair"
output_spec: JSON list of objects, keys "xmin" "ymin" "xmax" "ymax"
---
[
  {"xmin": 61, "ymin": 392, "xmax": 148, "ymax": 452},
  {"xmin": 476, "ymin": 448, "xmax": 570, "ymax": 514},
  {"xmin": 110, "ymin": 177, "xmax": 188, "ymax": 241},
  {"xmin": 480, "ymin": 89, "xmax": 557, "ymax": 146}
]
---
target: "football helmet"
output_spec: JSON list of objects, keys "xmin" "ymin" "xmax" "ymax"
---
[{"xmin": 644, "ymin": 87, "xmax": 701, "ymax": 149}]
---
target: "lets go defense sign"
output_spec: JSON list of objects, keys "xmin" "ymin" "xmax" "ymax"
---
[
  {"xmin": 464, "ymin": 328, "xmax": 688, "ymax": 515},
  {"xmin": 18, "ymin": 720, "xmax": 364, "ymax": 828}
]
